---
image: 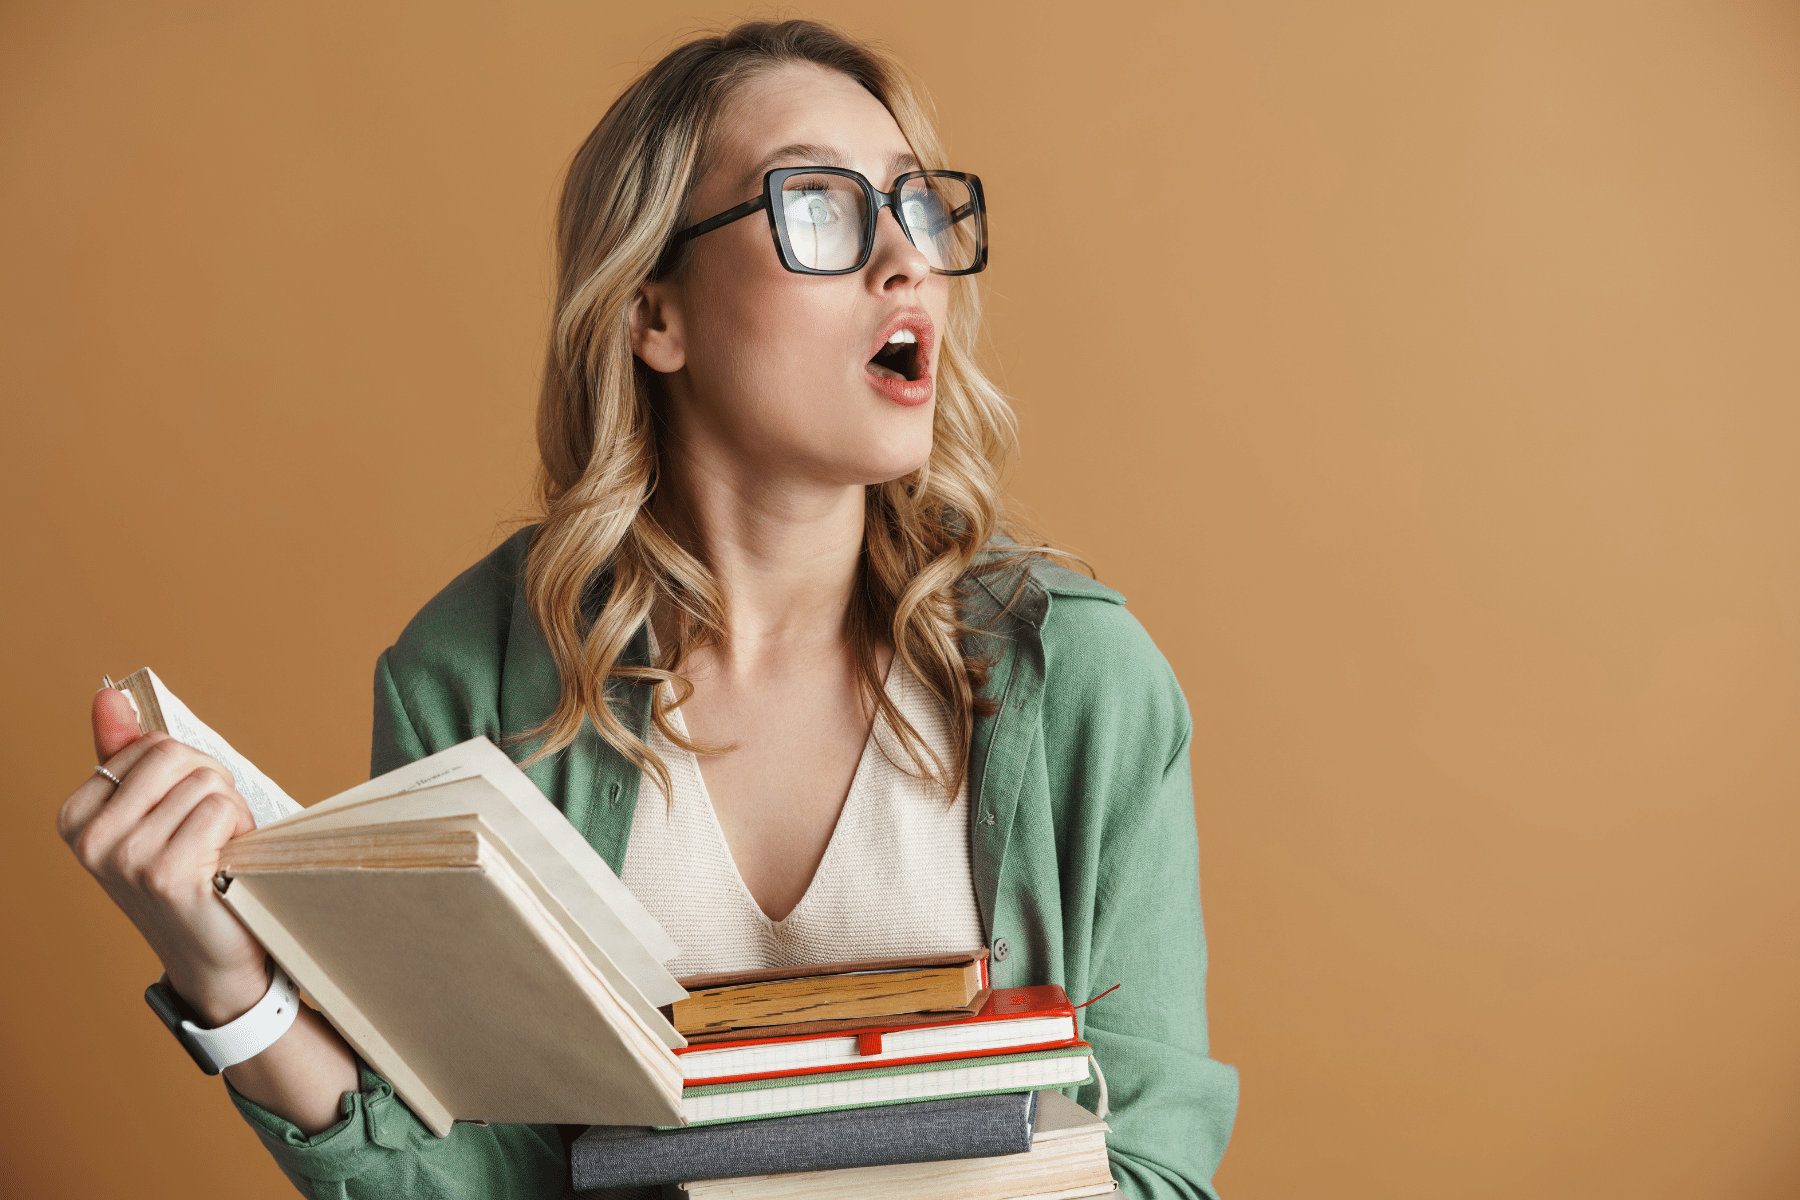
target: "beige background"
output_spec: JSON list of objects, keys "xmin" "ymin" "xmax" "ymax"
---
[{"xmin": 4, "ymin": 2, "xmax": 1798, "ymax": 1197}]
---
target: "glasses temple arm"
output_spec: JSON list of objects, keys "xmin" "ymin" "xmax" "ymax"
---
[{"xmin": 666, "ymin": 194, "xmax": 769, "ymax": 249}]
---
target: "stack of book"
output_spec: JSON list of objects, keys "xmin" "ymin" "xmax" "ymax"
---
[
  {"xmin": 123, "ymin": 669, "xmax": 1113, "ymax": 1199},
  {"xmin": 569, "ymin": 958, "xmax": 1113, "ymax": 1196}
]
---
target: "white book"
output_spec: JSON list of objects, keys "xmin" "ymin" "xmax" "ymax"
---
[
  {"xmin": 252, "ymin": 735, "xmax": 685, "ymax": 1011},
  {"xmin": 680, "ymin": 1047, "xmax": 1093, "ymax": 1125},
  {"xmin": 112, "ymin": 668, "xmax": 691, "ymax": 1136}
]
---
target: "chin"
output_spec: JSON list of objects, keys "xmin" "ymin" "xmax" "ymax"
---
[
  {"xmin": 827, "ymin": 454, "xmax": 931, "ymax": 490},
  {"xmin": 867, "ymin": 459, "xmax": 931, "ymax": 488},
  {"xmin": 846, "ymin": 428, "xmax": 934, "ymax": 488}
]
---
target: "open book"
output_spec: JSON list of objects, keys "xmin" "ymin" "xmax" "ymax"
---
[{"xmin": 113, "ymin": 668, "xmax": 691, "ymax": 1136}]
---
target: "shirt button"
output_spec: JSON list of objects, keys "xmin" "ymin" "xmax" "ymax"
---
[{"xmin": 991, "ymin": 937, "xmax": 1011, "ymax": 963}]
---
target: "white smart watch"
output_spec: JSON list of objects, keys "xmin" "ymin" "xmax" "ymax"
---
[{"xmin": 144, "ymin": 963, "xmax": 301, "ymax": 1075}]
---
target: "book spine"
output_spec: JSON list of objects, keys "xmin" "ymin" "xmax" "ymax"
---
[{"xmin": 571, "ymin": 1091, "xmax": 1037, "ymax": 1191}]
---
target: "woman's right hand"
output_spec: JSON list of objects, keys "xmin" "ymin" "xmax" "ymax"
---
[
  {"xmin": 56, "ymin": 688, "xmax": 271, "ymax": 1025},
  {"xmin": 58, "ymin": 687, "xmax": 360, "ymax": 1131}
]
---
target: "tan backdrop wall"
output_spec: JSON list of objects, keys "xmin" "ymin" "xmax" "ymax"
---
[{"xmin": 4, "ymin": 2, "xmax": 1797, "ymax": 1197}]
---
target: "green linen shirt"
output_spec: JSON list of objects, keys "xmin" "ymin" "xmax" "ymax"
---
[{"xmin": 229, "ymin": 528, "xmax": 1238, "ymax": 1199}]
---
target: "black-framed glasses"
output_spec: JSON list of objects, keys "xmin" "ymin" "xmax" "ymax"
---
[{"xmin": 664, "ymin": 167, "xmax": 988, "ymax": 276}]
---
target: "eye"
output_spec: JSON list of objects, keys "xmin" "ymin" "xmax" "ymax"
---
[
  {"xmin": 901, "ymin": 192, "xmax": 958, "ymax": 237},
  {"xmin": 783, "ymin": 187, "xmax": 843, "ymax": 227},
  {"xmin": 776, "ymin": 175, "xmax": 867, "ymax": 270}
]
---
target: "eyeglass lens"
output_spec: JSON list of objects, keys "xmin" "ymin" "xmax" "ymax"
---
[{"xmin": 778, "ymin": 173, "xmax": 981, "ymax": 273}]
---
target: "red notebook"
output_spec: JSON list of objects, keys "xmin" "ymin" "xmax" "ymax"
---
[{"xmin": 673, "ymin": 985, "xmax": 1081, "ymax": 1087}]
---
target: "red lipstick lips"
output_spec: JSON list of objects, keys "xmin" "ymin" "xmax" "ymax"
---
[{"xmin": 864, "ymin": 310, "xmax": 935, "ymax": 407}]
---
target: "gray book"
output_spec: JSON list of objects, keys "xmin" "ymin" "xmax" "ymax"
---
[{"xmin": 570, "ymin": 1091, "xmax": 1041, "ymax": 1191}]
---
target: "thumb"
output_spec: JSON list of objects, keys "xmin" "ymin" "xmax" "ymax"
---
[{"xmin": 93, "ymin": 688, "xmax": 143, "ymax": 762}]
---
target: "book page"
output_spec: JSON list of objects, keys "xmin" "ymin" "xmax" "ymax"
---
[
  {"xmin": 243, "ymin": 776, "xmax": 686, "ymax": 1042},
  {"xmin": 120, "ymin": 668, "xmax": 302, "ymax": 828},
  {"xmin": 249, "ymin": 740, "xmax": 689, "ymax": 1018},
  {"xmin": 1030, "ymin": 1088, "xmax": 1111, "ymax": 1138},
  {"xmin": 289, "ymin": 739, "xmax": 683, "ymax": 965}
]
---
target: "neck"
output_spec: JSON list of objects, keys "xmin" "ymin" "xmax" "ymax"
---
[{"xmin": 652, "ymin": 436, "xmax": 867, "ymax": 672}]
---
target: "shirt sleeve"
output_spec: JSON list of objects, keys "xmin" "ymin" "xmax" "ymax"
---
[
  {"xmin": 1078, "ymin": 731, "xmax": 1239, "ymax": 1200},
  {"xmin": 1032, "ymin": 591, "xmax": 1239, "ymax": 1200},
  {"xmin": 222, "ymin": 650, "xmax": 570, "ymax": 1199},
  {"xmin": 228, "ymin": 1064, "xmax": 567, "ymax": 1199}
]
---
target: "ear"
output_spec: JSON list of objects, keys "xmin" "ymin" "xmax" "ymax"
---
[{"xmin": 630, "ymin": 281, "xmax": 687, "ymax": 374}]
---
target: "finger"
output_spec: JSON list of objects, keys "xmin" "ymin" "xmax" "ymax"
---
[
  {"xmin": 57, "ymin": 743, "xmax": 156, "ymax": 845},
  {"xmin": 105, "ymin": 733, "xmax": 238, "ymax": 807},
  {"xmin": 112, "ymin": 769, "xmax": 245, "ymax": 884},
  {"xmin": 65, "ymin": 734, "xmax": 240, "ymax": 856},
  {"xmin": 62, "ymin": 730, "xmax": 175, "ymax": 843},
  {"xmin": 151, "ymin": 764, "xmax": 257, "ymax": 845},
  {"xmin": 62, "ymin": 694, "xmax": 153, "ymax": 841},
  {"xmin": 74, "ymin": 740, "xmax": 235, "ymax": 864},
  {"xmin": 163, "ymin": 790, "xmax": 257, "ymax": 888},
  {"xmin": 97, "ymin": 728, "xmax": 178, "ymax": 783},
  {"xmin": 92, "ymin": 688, "xmax": 143, "ymax": 761},
  {"xmin": 58, "ymin": 777, "xmax": 113, "ymax": 845}
]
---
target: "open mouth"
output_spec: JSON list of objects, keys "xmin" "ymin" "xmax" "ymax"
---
[{"xmin": 866, "ymin": 329, "xmax": 922, "ymax": 382}]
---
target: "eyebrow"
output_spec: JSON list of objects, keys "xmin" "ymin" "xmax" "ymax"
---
[{"xmin": 739, "ymin": 143, "xmax": 924, "ymax": 192}]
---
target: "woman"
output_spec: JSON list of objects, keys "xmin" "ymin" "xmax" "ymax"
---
[{"xmin": 58, "ymin": 19, "xmax": 1236, "ymax": 1200}]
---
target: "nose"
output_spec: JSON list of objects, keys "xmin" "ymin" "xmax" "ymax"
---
[{"xmin": 864, "ymin": 198, "xmax": 932, "ymax": 292}]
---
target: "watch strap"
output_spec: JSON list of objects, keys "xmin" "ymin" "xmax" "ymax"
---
[{"xmin": 144, "ymin": 964, "xmax": 300, "ymax": 1075}]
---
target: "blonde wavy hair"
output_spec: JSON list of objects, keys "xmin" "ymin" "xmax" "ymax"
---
[{"xmin": 524, "ymin": 19, "xmax": 1044, "ymax": 796}]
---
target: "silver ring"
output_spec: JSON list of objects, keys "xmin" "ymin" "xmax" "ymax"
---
[{"xmin": 93, "ymin": 765, "xmax": 124, "ymax": 788}]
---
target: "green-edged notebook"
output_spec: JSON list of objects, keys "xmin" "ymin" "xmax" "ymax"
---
[{"xmin": 672, "ymin": 1044, "xmax": 1093, "ymax": 1126}]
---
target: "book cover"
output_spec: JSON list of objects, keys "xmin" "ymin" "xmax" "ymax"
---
[
  {"xmin": 672, "ymin": 957, "xmax": 987, "ymax": 1035},
  {"xmin": 572, "ymin": 1090, "xmax": 1038, "ymax": 1190},
  {"xmin": 225, "ymin": 818, "xmax": 685, "ymax": 1132},
  {"xmin": 675, "ymin": 986, "xmax": 1080, "ymax": 1086},
  {"xmin": 671, "ymin": 1088, "xmax": 1114, "ymax": 1200}
]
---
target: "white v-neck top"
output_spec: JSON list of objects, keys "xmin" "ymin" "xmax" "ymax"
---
[{"xmin": 618, "ymin": 659, "xmax": 987, "ymax": 978}]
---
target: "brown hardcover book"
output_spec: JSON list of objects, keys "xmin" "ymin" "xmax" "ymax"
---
[
  {"xmin": 678, "ymin": 991, "xmax": 992, "ymax": 1045},
  {"xmin": 672, "ymin": 952, "xmax": 988, "ymax": 1035}
]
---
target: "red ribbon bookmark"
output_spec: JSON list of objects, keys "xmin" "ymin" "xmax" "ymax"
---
[{"xmin": 1071, "ymin": 983, "xmax": 1121, "ymax": 1010}]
